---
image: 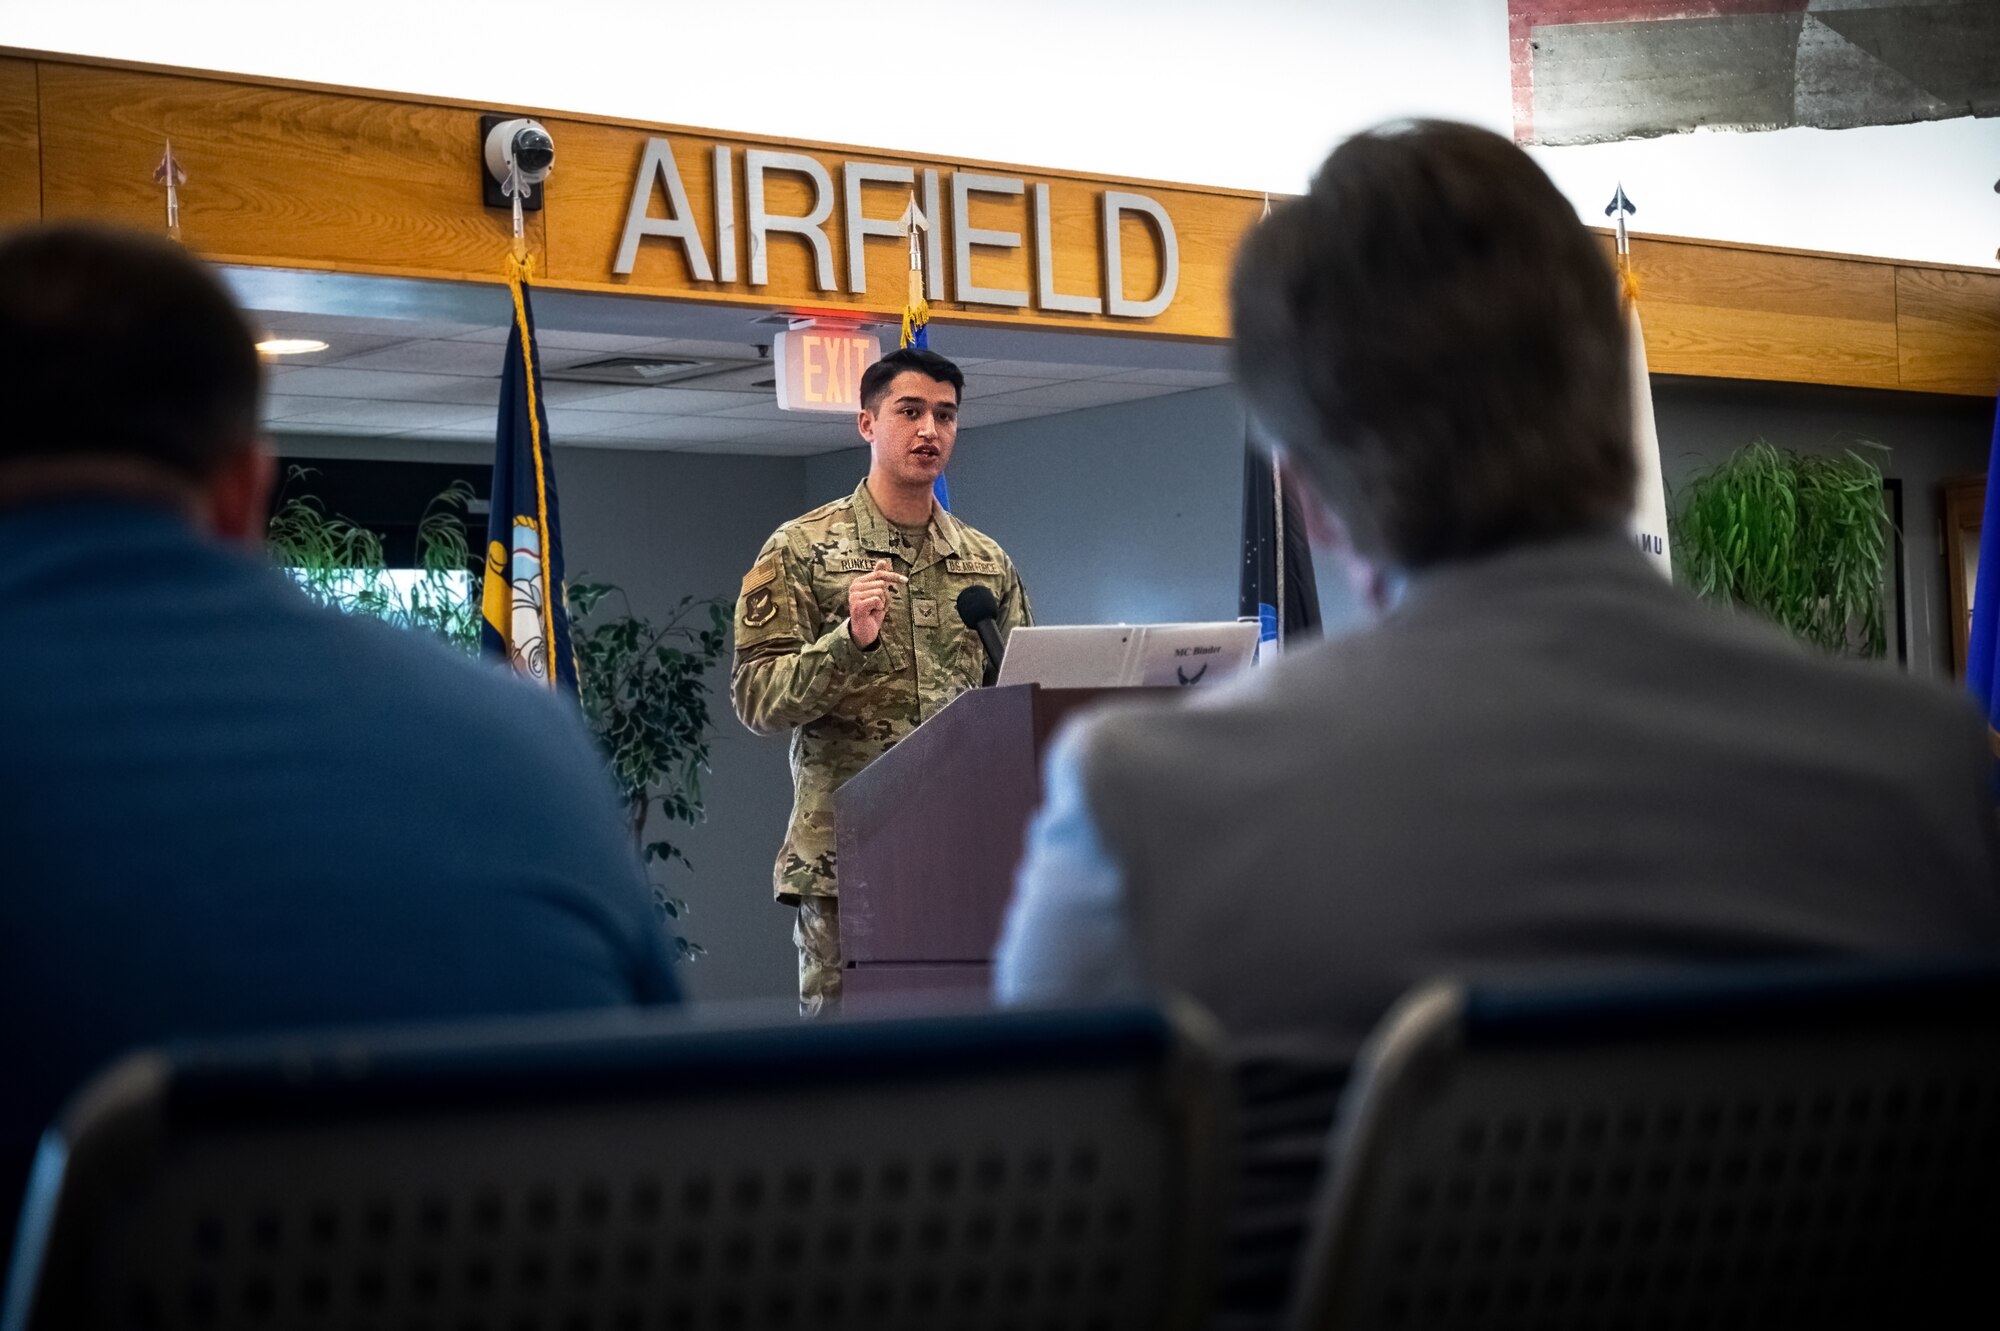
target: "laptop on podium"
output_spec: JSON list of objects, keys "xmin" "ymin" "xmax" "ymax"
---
[{"xmin": 994, "ymin": 621, "xmax": 1260, "ymax": 689}]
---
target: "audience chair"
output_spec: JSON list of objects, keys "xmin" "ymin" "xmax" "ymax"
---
[
  {"xmin": 1288, "ymin": 961, "xmax": 2000, "ymax": 1331},
  {"xmin": 2, "ymin": 1000, "xmax": 1227, "ymax": 1331}
]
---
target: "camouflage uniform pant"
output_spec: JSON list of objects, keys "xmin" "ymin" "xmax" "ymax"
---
[{"xmin": 794, "ymin": 895, "xmax": 842, "ymax": 1017}]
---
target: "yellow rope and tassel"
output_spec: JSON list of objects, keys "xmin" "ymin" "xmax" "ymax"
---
[
  {"xmin": 504, "ymin": 253, "xmax": 559, "ymax": 681},
  {"xmin": 901, "ymin": 263, "xmax": 930, "ymax": 349}
]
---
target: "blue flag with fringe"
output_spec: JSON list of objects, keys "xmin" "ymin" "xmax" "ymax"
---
[
  {"xmin": 480, "ymin": 257, "xmax": 579, "ymax": 695},
  {"xmin": 1965, "ymin": 397, "xmax": 2000, "ymax": 786}
]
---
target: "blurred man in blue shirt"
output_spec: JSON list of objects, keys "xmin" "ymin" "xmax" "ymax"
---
[{"xmin": 0, "ymin": 224, "xmax": 679, "ymax": 1256}]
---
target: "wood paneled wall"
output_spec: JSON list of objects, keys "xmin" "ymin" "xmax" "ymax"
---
[
  {"xmin": 1605, "ymin": 232, "xmax": 2000, "ymax": 397},
  {"xmin": 0, "ymin": 58, "xmax": 39, "ymax": 224},
  {"xmin": 1, "ymin": 48, "xmax": 1994, "ymax": 396}
]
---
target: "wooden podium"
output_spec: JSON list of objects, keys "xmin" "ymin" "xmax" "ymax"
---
[{"xmin": 834, "ymin": 684, "xmax": 1172, "ymax": 1007}]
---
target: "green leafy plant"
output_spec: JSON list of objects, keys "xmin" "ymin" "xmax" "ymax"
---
[
  {"xmin": 266, "ymin": 475, "xmax": 727, "ymax": 961},
  {"xmin": 266, "ymin": 468, "xmax": 480, "ymax": 651},
  {"xmin": 1671, "ymin": 440, "xmax": 1890, "ymax": 657},
  {"xmin": 570, "ymin": 583, "xmax": 730, "ymax": 963}
]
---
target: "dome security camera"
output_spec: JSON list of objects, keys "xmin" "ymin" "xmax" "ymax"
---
[{"xmin": 483, "ymin": 117, "xmax": 555, "ymax": 192}]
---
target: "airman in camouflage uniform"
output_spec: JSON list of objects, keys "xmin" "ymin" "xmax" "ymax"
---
[{"xmin": 732, "ymin": 349, "xmax": 1031, "ymax": 1014}]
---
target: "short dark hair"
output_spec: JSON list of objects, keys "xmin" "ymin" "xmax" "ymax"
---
[
  {"xmin": 1230, "ymin": 120, "xmax": 1634, "ymax": 569},
  {"xmin": 0, "ymin": 223, "xmax": 262, "ymax": 479},
  {"xmin": 859, "ymin": 346, "xmax": 964, "ymax": 412}
]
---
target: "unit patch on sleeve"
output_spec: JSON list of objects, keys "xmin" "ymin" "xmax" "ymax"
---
[{"xmin": 739, "ymin": 554, "xmax": 783, "ymax": 632}]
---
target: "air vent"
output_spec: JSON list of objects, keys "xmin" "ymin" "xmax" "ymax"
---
[{"xmin": 543, "ymin": 355, "xmax": 767, "ymax": 389}]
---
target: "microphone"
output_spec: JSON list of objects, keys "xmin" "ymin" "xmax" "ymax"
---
[{"xmin": 955, "ymin": 585, "xmax": 1005, "ymax": 687}]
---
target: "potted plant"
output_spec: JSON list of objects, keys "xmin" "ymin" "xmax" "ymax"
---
[
  {"xmin": 570, "ymin": 583, "xmax": 730, "ymax": 961},
  {"xmin": 266, "ymin": 473, "xmax": 725, "ymax": 958},
  {"xmin": 1671, "ymin": 440, "xmax": 1890, "ymax": 657}
]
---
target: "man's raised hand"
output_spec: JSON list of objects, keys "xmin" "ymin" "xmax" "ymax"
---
[{"xmin": 848, "ymin": 559, "xmax": 906, "ymax": 647}]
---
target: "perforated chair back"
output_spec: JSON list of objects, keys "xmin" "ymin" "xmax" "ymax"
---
[
  {"xmin": 1289, "ymin": 962, "xmax": 2000, "ymax": 1331},
  {"xmin": 4, "ymin": 1001, "xmax": 1226, "ymax": 1331}
]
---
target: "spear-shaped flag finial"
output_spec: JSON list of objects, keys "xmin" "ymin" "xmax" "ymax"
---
[
  {"xmin": 899, "ymin": 192, "xmax": 930, "ymax": 350},
  {"xmin": 1604, "ymin": 183, "xmax": 1636, "ymax": 259},
  {"xmin": 153, "ymin": 140, "xmax": 187, "ymax": 242}
]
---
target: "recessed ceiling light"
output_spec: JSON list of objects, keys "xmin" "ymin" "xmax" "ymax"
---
[{"xmin": 256, "ymin": 338, "xmax": 328, "ymax": 357}]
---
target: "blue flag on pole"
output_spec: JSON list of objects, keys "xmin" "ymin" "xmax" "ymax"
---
[
  {"xmin": 480, "ymin": 258, "xmax": 578, "ymax": 695},
  {"xmin": 1964, "ymin": 398, "xmax": 2000, "ymax": 784},
  {"xmin": 1238, "ymin": 440, "xmax": 1319, "ymax": 663}
]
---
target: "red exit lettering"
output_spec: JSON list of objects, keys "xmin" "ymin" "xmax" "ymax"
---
[{"xmin": 776, "ymin": 328, "xmax": 881, "ymax": 413}]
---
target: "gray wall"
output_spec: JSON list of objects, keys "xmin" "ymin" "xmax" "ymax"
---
[
  {"xmin": 554, "ymin": 448, "xmax": 809, "ymax": 1005},
  {"xmin": 951, "ymin": 388, "xmax": 1247, "ymax": 627}
]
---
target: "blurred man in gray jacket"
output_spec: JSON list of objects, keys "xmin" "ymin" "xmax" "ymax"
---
[{"xmin": 995, "ymin": 120, "xmax": 2000, "ymax": 1327}]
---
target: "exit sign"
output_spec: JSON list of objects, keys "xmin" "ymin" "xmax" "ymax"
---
[{"xmin": 774, "ymin": 327, "xmax": 882, "ymax": 413}]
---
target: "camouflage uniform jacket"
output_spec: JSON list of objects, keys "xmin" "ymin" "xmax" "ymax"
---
[{"xmin": 732, "ymin": 480, "xmax": 1032, "ymax": 902}]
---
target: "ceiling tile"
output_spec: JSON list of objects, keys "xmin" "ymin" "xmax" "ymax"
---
[
  {"xmin": 538, "ymin": 380, "xmax": 653, "ymax": 407},
  {"xmin": 963, "ymin": 376, "xmax": 1061, "ymax": 400},
  {"xmin": 250, "ymin": 330, "xmax": 410, "ymax": 366},
  {"xmin": 597, "ymin": 415, "xmax": 774, "ymax": 444},
  {"xmin": 711, "ymin": 400, "xmax": 812, "ymax": 423},
  {"xmin": 447, "ymin": 327, "xmax": 646, "ymax": 351},
  {"xmin": 261, "ymin": 394, "xmax": 336, "ymax": 422},
  {"xmin": 1101, "ymin": 368, "xmax": 1235, "ymax": 388},
  {"xmin": 327, "ymin": 339, "xmax": 511, "ymax": 377},
  {"xmin": 281, "ymin": 400, "xmax": 495, "ymax": 431},
  {"xmin": 245, "ymin": 312, "xmax": 487, "ymax": 342},
  {"xmin": 967, "ymin": 358, "xmax": 1122, "ymax": 380},
  {"xmin": 647, "ymin": 337, "xmax": 775, "ymax": 361},
  {"xmin": 268, "ymin": 366, "xmax": 500, "ymax": 406},
  {"xmin": 268, "ymin": 418, "xmax": 404, "ymax": 438},
  {"xmin": 391, "ymin": 424, "xmax": 494, "ymax": 442},
  {"xmin": 543, "ymin": 408, "xmax": 685, "ymax": 438},
  {"xmin": 977, "ymin": 379, "xmax": 1173, "ymax": 412},
  {"xmin": 556, "ymin": 435, "xmax": 680, "ymax": 453},
  {"xmin": 559, "ymin": 387, "xmax": 773, "ymax": 415}
]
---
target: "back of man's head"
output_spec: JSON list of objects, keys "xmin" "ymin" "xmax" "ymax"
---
[
  {"xmin": 0, "ymin": 223, "xmax": 262, "ymax": 482},
  {"xmin": 1231, "ymin": 120, "xmax": 1635, "ymax": 570}
]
